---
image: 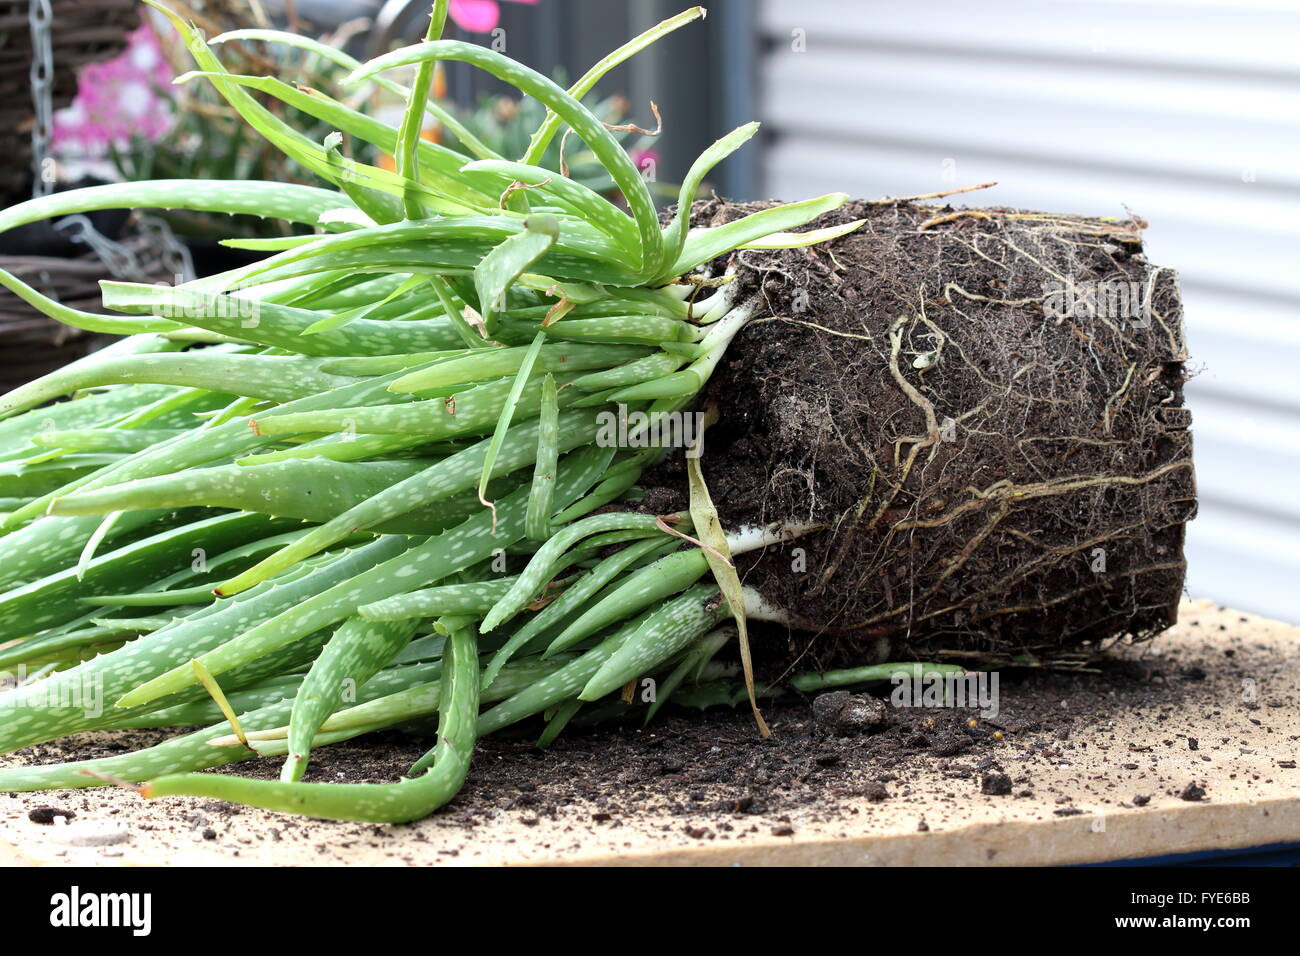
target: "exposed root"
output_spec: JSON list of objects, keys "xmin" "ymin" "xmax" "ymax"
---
[{"xmin": 864, "ymin": 182, "xmax": 998, "ymax": 205}]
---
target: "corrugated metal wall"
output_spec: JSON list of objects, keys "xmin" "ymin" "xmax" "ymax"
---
[{"xmin": 755, "ymin": 0, "xmax": 1300, "ymax": 622}]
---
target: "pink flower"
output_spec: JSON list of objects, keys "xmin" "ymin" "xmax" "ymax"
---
[
  {"xmin": 449, "ymin": 0, "xmax": 538, "ymax": 34},
  {"xmin": 52, "ymin": 23, "xmax": 175, "ymax": 157},
  {"xmin": 631, "ymin": 147, "xmax": 661, "ymax": 173}
]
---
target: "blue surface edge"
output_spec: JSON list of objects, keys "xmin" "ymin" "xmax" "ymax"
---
[{"xmin": 1086, "ymin": 840, "xmax": 1300, "ymax": 867}]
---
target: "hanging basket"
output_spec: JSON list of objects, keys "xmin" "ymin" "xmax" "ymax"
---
[
  {"xmin": 0, "ymin": 0, "xmax": 141, "ymax": 203},
  {"xmin": 0, "ymin": 218, "xmax": 176, "ymax": 393}
]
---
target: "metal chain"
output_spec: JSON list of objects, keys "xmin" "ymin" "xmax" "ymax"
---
[
  {"xmin": 137, "ymin": 215, "xmax": 196, "ymax": 283},
  {"xmin": 57, "ymin": 214, "xmax": 198, "ymax": 284},
  {"xmin": 54, "ymin": 215, "xmax": 141, "ymax": 278},
  {"xmin": 28, "ymin": 0, "xmax": 55, "ymax": 198}
]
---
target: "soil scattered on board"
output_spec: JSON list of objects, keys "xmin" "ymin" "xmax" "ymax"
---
[
  {"xmin": 281, "ymin": 635, "xmax": 1227, "ymax": 825},
  {"xmin": 6, "ymin": 603, "xmax": 1293, "ymax": 864}
]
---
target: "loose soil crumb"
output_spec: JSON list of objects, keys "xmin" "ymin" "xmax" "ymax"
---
[
  {"xmin": 981, "ymin": 773, "xmax": 1014, "ymax": 796},
  {"xmin": 27, "ymin": 806, "xmax": 72, "ymax": 825}
]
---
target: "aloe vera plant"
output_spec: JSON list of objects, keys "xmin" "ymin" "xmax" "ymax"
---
[{"xmin": 0, "ymin": 1, "xmax": 955, "ymax": 824}]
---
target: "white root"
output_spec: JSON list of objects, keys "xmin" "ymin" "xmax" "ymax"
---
[
  {"xmin": 689, "ymin": 270, "xmax": 740, "ymax": 322},
  {"xmin": 725, "ymin": 520, "xmax": 820, "ymax": 556},
  {"xmin": 657, "ymin": 282, "xmax": 695, "ymax": 301},
  {"xmin": 688, "ymin": 299, "xmax": 757, "ymax": 387},
  {"xmin": 740, "ymin": 585, "xmax": 813, "ymax": 628}
]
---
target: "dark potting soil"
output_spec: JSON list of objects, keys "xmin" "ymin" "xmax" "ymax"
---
[{"xmin": 643, "ymin": 197, "xmax": 1196, "ymax": 673}]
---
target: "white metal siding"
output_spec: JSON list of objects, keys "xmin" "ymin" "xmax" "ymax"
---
[{"xmin": 757, "ymin": 0, "xmax": 1300, "ymax": 621}]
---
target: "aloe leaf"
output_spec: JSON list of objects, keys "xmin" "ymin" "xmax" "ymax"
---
[
  {"xmin": 461, "ymin": 158, "xmax": 638, "ymax": 256},
  {"xmin": 176, "ymin": 70, "xmax": 503, "ymax": 214},
  {"xmin": 475, "ymin": 216, "xmax": 559, "ymax": 331},
  {"xmin": 661, "ymin": 193, "xmax": 852, "ymax": 281},
  {"xmin": 346, "ymin": 39, "xmax": 662, "ymax": 277},
  {"xmin": 737, "ymin": 219, "xmax": 866, "ymax": 250},
  {"xmin": 523, "ymin": 6, "xmax": 705, "ymax": 164},
  {"xmin": 210, "ymin": 27, "xmax": 503, "ymax": 161},
  {"xmin": 657, "ymin": 122, "xmax": 760, "ymax": 279},
  {"xmin": 0, "ymin": 179, "xmax": 345, "ymax": 237}
]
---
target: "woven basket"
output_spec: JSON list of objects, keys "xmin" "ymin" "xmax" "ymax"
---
[
  {"xmin": 0, "ymin": 0, "xmax": 141, "ymax": 203},
  {"xmin": 0, "ymin": 221, "xmax": 175, "ymax": 392}
]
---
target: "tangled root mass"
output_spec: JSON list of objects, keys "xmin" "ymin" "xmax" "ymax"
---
[{"xmin": 647, "ymin": 198, "xmax": 1196, "ymax": 673}]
